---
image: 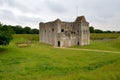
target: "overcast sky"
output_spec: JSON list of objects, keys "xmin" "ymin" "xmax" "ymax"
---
[{"xmin": 0, "ymin": 0, "xmax": 120, "ymax": 31}]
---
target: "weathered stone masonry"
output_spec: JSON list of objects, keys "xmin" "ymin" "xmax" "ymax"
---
[{"xmin": 39, "ymin": 16, "xmax": 90, "ymax": 47}]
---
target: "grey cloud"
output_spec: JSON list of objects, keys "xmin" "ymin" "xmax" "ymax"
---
[
  {"xmin": 45, "ymin": 0, "xmax": 67, "ymax": 13},
  {"xmin": 0, "ymin": 0, "xmax": 120, "ymax": 30},
  {"xmin": 0, "ymin": 0, "xmax": 4, "ymax": 5},
  {"xmin": 0, "ymin": 9, "xmax": 43, "ymax": 28},
  {"xmin": 79, "ymin": 0, "xmax": 120, "ymax": 17},
  {"xmin": 15, "ymin": 15, "xmax": 43, "ymax": 28},
  {"xmin": 16, "ymin": 16, "xmax": 43, "ymax": 28},
  {"xmin": 17, "ymin": 15, "xmax": 43, "ymax": 24},
  {"xmin": 0, "ymin": 0, "xmax": 36, "ymax": 13},
  {"xmin": 0, "ymin": 9, "xmax": 16, "ymax": 21},
  {"xmin": 1, "ymin": 0, "xmax": 17, "ymax": 7}
]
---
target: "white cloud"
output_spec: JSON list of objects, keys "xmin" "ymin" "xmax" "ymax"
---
[{"xmin": 0, "ymin": 0, "xmax": 120, "ymax": 30}]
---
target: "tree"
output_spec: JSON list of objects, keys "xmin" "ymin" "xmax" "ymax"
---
[
  {"xmin": 94, "ymin": 29, "xmax": 103, "ymax": 33},
  {"xmin": 0, "ymin": 23, "xmax": 13, "ymax": 46},
  {"xmin": 104, "ymin": 30, "xmax": 112, "ymax": 33},
  {"xmin": 117, "ymin": 31, "xmax": 120, "ymax": 33},
  {"xmin": 2, "ymin": 25, "xmax": 15, "ymax": 34},
  {"xmin": 14, "ymin": 25, "xmax": 24, "ymax": 34},
  {"xmin": 31, "ymin": 29, "xmax": 39, "ymax": 34},
  {"xmin": 89, "ymin": 26, "xmax": 95, "ymax": 33},
  {"xmin": 23, "ymin": 27, "xmax": 31, "ymax": 34}
]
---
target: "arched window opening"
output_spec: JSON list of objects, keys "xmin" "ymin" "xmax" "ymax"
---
[
  {"xmin": 52, "ymin": 28, "xmax": 54, "ymax": 32},
  {"xmin": 61, "ymin": 29, "xmax": 64, "ymax": 32}
]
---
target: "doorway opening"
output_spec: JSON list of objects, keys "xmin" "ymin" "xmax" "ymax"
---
[
  {"xmin": 58, "ymin": 41, "xmax": 60, "ymax": 47},
  {"xmin": 77, "ymin": 42, "xmax": 79, "ymax": 45}
]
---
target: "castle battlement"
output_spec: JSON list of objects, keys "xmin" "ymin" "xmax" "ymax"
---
[{"xmin": 39, "ymin": 16, "xmax": 90, "ymax": 47}]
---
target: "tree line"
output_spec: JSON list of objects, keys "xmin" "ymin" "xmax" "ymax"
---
[
  {"xmin": 89, "ymin": 26, "xmax": 120, "ymax": 33},
  {"xmin": 0, "ymin": 22, "xmax": 120, "ymax": 46},
  {"xmin": 0, "ymin": 23, "xmax": 39, "ymax": 46},
  {"xmin": 0, "ymin": 23, "xmax": 39, "ymax": 34},
  {"xmin": 0, "ymin": 22, "xmax": 120, "ymax": 34}
]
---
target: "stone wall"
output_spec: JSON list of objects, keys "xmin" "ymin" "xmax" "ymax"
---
[{"xmin": 39, "ymin": 16, "xmax": 90, "ymax": 47}]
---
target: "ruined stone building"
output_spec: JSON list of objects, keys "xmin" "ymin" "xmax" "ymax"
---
[{"xmin": 39, "ymin": 16, "xmax": 90, "ymax": 47}]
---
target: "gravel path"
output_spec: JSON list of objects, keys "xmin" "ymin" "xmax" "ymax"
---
[{"xmin": 55, "ymin": 47, "xmax": 120, "ymax": 54}]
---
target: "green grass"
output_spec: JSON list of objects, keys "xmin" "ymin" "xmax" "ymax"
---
[
  {"xmin": 72, "ymin": 38, "xmax": 120, "ymax": 51},
  {"xmin": 13, "ymin": 34, "xmax": 39, "ymax": 41},
  {"xmin": 0, "ymin": 34, "xmax": 120, "ymax": 80},
  {"xmin": 91, "ymin": 33, "xmax": 120, "ymax": 40}
]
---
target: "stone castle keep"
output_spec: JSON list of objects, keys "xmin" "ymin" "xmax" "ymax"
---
[{"xmin": 39, "ymin": 16, "xmax": 90, "ymax": 47}]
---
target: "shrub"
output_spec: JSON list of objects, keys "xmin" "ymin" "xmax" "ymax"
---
[{"xmin": 0, "ymin": 24, "xmax": 13, "ymax": 46}]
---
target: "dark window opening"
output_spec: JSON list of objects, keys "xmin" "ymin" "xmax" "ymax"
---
[
  {"xmin": 45, "ymin": 30, "xmax": 46, "ymax": 32},
  {"xmin": 61, "ymin": 29, "xmax": 64, "ymax": 32},
  {"xmin": 71, "ymin": 31, "xmax": 73, "ymax": 34},
  {"xmin": 58, "ymin": 41, "xmax": 60, "ymax": 47},
  {"xmin": 52, "ymin": 28, "xmax": 54, "ymax": 32}
]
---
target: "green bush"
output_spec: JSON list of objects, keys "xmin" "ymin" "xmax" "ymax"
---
[{"xmin": 0, "ymin": 24, "xmax": 13, "ymax": 46}]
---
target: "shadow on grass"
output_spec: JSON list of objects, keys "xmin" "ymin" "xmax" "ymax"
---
[{"xmin": 0, "ymin": 47, "xmax": 8, "ymax": 54}]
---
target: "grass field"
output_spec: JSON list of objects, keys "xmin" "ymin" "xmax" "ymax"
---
[
  {"xmin": 72, "ymin": 38, "xmax": 120, "ymax": 52},
  {"xmin": 0, "ymin": 34, "xmax": 120, "ymax": 80},
  {"xmin": 72, "ymin": 33, "xmax": 120, "ymax": 51},
  {"xmin": 90, "ymin": 33, "xmax": 120, "ymax": 40}
]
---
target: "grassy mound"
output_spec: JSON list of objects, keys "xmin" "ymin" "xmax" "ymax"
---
[{"xmin": 0, "ymin": 34, "xmax": 120, "ymax": 80}]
